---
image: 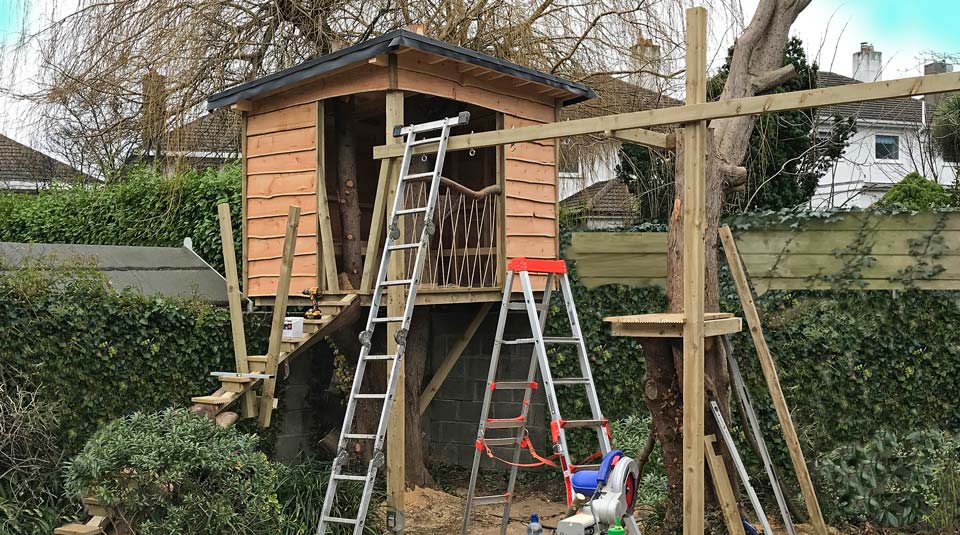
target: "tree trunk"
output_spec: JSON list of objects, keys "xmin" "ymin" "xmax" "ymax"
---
[
  {"xmin": 403, "ymin": 307, "xmax": 436, "ymax": 487},
  {"xmin": 336, "ymin": 96, "xmax": 363, "ymax": 289},
  {"xmin": 639, "ymin": 2, "xmax": 811, "ymax": 530}
]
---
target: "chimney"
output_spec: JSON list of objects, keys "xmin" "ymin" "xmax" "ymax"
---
[
  {"xmin": 923, "ymin": 61, "xmax": 955, "ymax": 113},
  {"xmin": 629, "ymin": 34, "xmax": 662, "ymax": 92},
  {"xmin": 852, "ymin": 42, "xmax": 882, "ymax": 82},
  {"xmin": 405, "ymin": 23, "xmax": 427, "ymax": 35}
]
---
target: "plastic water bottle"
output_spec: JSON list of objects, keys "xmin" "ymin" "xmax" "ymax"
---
[
  {"xmin": 527, "ymin": 513, "xmax": 543, "ymax": 535},
  {"xmin": 607, "ymin": 517, "xmax": 625, "ymax": 535}
]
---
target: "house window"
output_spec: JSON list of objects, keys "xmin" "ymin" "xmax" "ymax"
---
[{"xmin": 875, "ymin": 135, "xmax": 900, "ymax": 160}]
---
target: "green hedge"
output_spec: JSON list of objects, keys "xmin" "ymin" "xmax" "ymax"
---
[{"xmin": 0, "ymin": 165, "xmax": 241, "ymax": 275}]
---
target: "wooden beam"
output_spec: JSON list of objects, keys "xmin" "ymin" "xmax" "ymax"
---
[
  {"xmin": 369, "ymin": 55, "xmax": 390, "ymax": 67},
  {"xmin": 241, "ymin": 113, "xmax": 249, "ymax": 294},
  {"xmin": 607, "ymin": 128, "xmax": 676, "ymax": 149},
  {"xmin": 217, "ymin": 202, "xmax": 256, "ymax": 418},
  {"xmin": 373, "ymin": 71, "xmax": 960, "ymax": 159},
  {"xmin": 258, "ymin": 204, "xmax": 301, "ymax": 427},
  {"xmin": 361, "ymin": 158, "xmax": 393, "ymax": 291},
  {"xmin": 418, "ymin": 302, "xmax": 492, "ymax": 414},
  {"xmin": 719, "ymin": 225, "xmax": 829, "ymax": 535},
  {"xmin": 681, "ymin": 8, "xmax": 707, "ymax": 535},
  {"xmin": 316, "ymin": 100, "xmax": 340, "ymax": 291},
  {"xmin": 705, "ymin": 435, "xmax": 747, "ymax": 535},
  {"xmin": 384, "ymin": 78, "xmax": 405, "ymax": 528},
  {"xmin": 231, "ymin": 100, "xmax": 253, "ymax": 112}
]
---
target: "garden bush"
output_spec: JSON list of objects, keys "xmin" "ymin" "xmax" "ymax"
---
[
  {"xmin": 0, "ymin": 164, "xmax": 241, "ymax": 276},
  {"xmin": 65, "ymin": 409, "xmax": 283, "ymax": 535},
  {"xmin": 876, "ymin": 172, "xmax": 954, "ymax": 210}
]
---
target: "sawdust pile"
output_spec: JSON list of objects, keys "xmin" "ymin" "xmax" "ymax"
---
[{"xmin": 399, "ymin": 487, "xmax": 567, "ymax": 535}]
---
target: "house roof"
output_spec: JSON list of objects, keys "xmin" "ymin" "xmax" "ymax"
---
[
  {"xmin": 563, "ymin": 74, "xmax": 683, "ymax": 120},
  {"xmin": 560, "ymin": 179, "xmax": 635, "ymax": 216},
  {"xmin": 816, "ymin": 71, "xmax": 923, "ymax": 124},
  {"xmin": 207, "ymin": 29, "xmax": 597, "ymax": 111},
  {"xmin": 163, "ymin": 110, "xmax": 241, "ymax": 156},
  {"xmin": 0, "ymin": 241, "xmax": 238, "ymax": 305},
  {"xmin": 0, "ymin": 134, "xmax": 90, "ymax": 191}
]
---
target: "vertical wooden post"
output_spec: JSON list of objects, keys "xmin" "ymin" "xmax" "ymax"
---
[
  {"xmin": 316, "ymin": 100, "xmax": 340, "ymax": 292},
  {"xmin": 218, "ymin": 202, "xmax": 256, "ymax": 418},
  {"xmin": 719, "ymin": 226, "xmax": 829, "ymax": 535},
  {"xmin": 385, "ymin": 52, "xmax": 406, "ymax": 531},
  {"xmin": 240, "ymin": 112, "xmax": 249, "ymax": 293},
  {"xmin": 258, "ymin": 205, "xmax": 301, "ymax": 427},
  {"xmin": 681, "ymin": 7, "xmax": 708, "ymax": 535},
  {"xmin": 361, "ymin": 158, "xmax": 394, "ymax": 291}
]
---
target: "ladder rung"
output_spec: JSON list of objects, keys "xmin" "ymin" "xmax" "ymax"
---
[
  {"xmin": 344, "ymin": 433, "xmax": 377, "ymax": 440},
  {"xmin": 483, "ymin": 437, "xmax": 520, "ymax": 447},
  {"xmin": 380, "ymin": 279, "xmax": 413, "ymax": 287},
  {"xmin": 500, "ymin": 338, "xmax": 535, "ymax": 345},
  {"xmin": 493, "ymin": 381, "xmax": 537, "ymax": 390},
  {"xmin": 552, "ymin": 377, "xmax": 590, "ymax": 385},
  {"xmin": 323, "ymin": 516, "xmax": 359, "ymax": 525},
  {"xmin": 403, "ymin": 172, "xmax": 435, "ymax": 180},
  {"xmin": 334, "ymin": 474, "xmax": 368, "ymax": 482},
  {"xmin": 473, "ymin": 494, "xmax": 510, "ymax": 506},
  {"xmin": 396, "ymin": 207, "xmax": 428, "ymax": 216},
  {"xmin": 561, "ymin": 419, "xmax": 607, "ymax": 429},
  {"xmin": 543, "ymin": 336, "xmax": 580, "ymax": 345},
  {"xmin": 372, "ymin": 316, "xmax": 405, "ymax": 323},
  {"xmin": 354, "ymin": 393, "xmax": 387, "ymax": 399},
  {"xmin": 364, "ymin": 354, "xmax": 397, "ymax": 361},
  {"xmin": 412, "ymin": 136, "xmax": 442, "ymax": 146},
  {"xmin": 388, "ymin": 243, "xmax": 420, "ymax": 251},
  {"xmin": 506, "ymin": 302, "xmax": 547, "ymax": 311},
  {"xmin": 485, "ymin": 417, "xmax": 525, "ymax": 429}
]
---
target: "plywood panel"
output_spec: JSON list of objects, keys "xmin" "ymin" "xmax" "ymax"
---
[
  {"xmin": 251, "ymin": 64, "xmax": 389, "ymax": 115},
  {"xmin": 247, "ymin": 149, "xmax": 316, "ymax": 175},
  {"xmin": 247, "ymin": 193, "xmax": 317, "ymax": 217},
  {"xmin": 248, "ymin": 236, "xmax": 319, "ymax": 260},
  {"xmin": 247, "ymin": 171, "xmax": 316, "ymax": 197},
  {"xmin": 247, "ymin": 103, "xmax": 316, "ymax": 135},
  {"xmin": 397, "ymin": 68, "xmax": 555, "ymax": 123},
  {"xmin": 247, "ymin": 127, "xmax": 316, "ymax": 156}
]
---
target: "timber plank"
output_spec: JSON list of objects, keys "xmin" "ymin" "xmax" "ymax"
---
[
  {"xmin": 247, "ymin": 127, "xmax": 316, "ymax": 157},
  {"xmin": 251, "ymin": 64, "xmax": 389, "ymax": 115},
  {"xmin": 247, "ymin": 149, "xmax": 316, "ymax": 175},
  {"xmin": 247, "ymin": 103, "xmax": 316, "ymax": 135},
  {"xmin": 247, "ymin": 194, "xmax": 317, "ymax": 216},
  {"xmin": 568, "ymin": 232, "xmax": 668, "ymax": 254},
  {"xmin": 506, "ymin": 237, "xmax": 555, "ymax": 259},
  {"xmin": 248, "ymin": 236, "xmax": 318, "ymax": 259},
  {"xmin": 247, "ymin": 171, "xmax": 316, "ymax": 196},
  {"xmin": 735, "ymin": 230, "xmax": 960, "ymax": 256}
]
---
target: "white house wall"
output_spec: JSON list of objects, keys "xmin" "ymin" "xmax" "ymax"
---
[
  {"xmin": 812, "ymin": 121, "xmax": 957, "ymax": 209},
  {"xmin": 558, "ymin": 148, "xmax": 620, "ymax": 200}
]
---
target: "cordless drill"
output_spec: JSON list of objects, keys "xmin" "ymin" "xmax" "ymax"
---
[{"xmin": 301, "ymin": 287, "xmax": 324, "ymax": 319}]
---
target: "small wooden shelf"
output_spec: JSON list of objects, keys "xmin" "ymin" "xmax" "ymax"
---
[{"xmin": 604, "ymin": 312, "xmax": 742, "ymax": 338}]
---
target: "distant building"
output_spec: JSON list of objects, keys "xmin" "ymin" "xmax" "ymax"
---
[
  {"xmin": 811, "ymin": 44, "xmax": 957, "ymax": 208},
  {"xmin": 143, "ymin": 110, "xmax": 241, "ymax": 172},
  {"xmin": 0, "ymin": 134, "xmax": 92, "ymax": 192},
  {"xmin": 559, "ymin": 178, "xmax": 636, "ymax": 229}
]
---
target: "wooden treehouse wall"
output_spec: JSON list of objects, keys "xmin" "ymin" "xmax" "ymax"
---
[{"xmin": 245, "ymin": 102, "xmax": 320, "ymax": 297}]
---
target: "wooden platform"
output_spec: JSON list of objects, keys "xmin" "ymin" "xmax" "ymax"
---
[{"xmin": 604, "ymin": 312, "xmax": 742, "ymax": 338}]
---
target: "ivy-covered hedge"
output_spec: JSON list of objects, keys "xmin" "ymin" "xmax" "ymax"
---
[{"xmin": 0, "ymin": 164, "xmax": 241, "ymax": 275}]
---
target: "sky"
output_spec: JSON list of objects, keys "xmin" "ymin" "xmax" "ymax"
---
[{"xmin": 737, "ymin": 0, "xmax": 960, "ymax": 78}]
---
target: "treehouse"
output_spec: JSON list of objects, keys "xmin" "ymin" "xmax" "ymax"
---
[{"xmin": 206, "ymin": 29, "xmax": 596, "ymax": 305}]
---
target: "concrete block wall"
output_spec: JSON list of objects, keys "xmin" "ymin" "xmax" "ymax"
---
[{"xmin": 424, "ymin": 304, "xmax": 549, "ymax": 469}]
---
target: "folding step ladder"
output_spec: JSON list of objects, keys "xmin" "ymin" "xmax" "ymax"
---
[
  {"xmin": 462, "ymin": 258, "xmax": 639, "ymax": 535},
  {"xmin": 317, "ymin": 112, "xmax": 470, "ymax": 535}
]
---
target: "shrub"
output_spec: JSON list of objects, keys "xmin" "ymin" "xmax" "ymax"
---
[
  {"xmin": 65, "ymin": 409, "xmax": 283, "ymax": 535},
  {"xmin": 815, "ymin": 429, "xmax": 960, "ymax": 529},
  {"xmin": 876, "ymin": 172, "xmax": 953, "ymax": 210},
  {"xmin": 609, "ymin": 414, "xmax": 667, "ymax": 528},
  {"xmin": 276, "ymin": 459, "xmax": 382, "ymax": 535},
  {"xmin": 0, "ymin": 164, "xmax": 241, "ymax": 276}
]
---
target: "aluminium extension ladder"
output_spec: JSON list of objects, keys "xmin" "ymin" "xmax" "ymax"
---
[
  {"xmin": 317, "ymin": 112, "xmax": 470, "ymax": 535},
  {"xmin": 462, "ymin": 258, "xmax": 640, "ymax": 535}
]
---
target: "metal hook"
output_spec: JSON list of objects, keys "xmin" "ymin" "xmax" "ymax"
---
[
  {"xmin": 469, "ymin": 148, "xmax": 476, "ymax": 157},
  {"xmin": 421, "ymin": 154, "xmax": 428, "ymax": 163}
]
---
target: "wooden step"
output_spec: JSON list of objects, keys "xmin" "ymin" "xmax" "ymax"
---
[
  {"xmin": 191, "ymin": 391, "xmax": 238, "ymax": 405},
  {"xmin": 81, "ymin": 497, "xmax": 108, "ymax": 517},
  {"xmin": 54, "ymin": 520, "xmax": 105, "ymax": 535},
  {"xmin": 282, "ymin": 335, "xmax": 309, "ymax": 344}
]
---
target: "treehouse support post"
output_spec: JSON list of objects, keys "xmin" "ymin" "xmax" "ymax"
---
[
  {"xmin": 217, "ymin": 202, "xmax": 256, "ymax": 418},
  {"xmin": 681, "ymin": 7, "xmax": 708, "ymax": 535},
  {"xmin": 385, "ymin": 53, "xmax": 406, "ymax": 530},
  {"xmin": 316, "ymin": 100, "xmax": 340, "ymax": 291}
]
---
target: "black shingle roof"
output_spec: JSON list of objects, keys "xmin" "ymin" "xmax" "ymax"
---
[
  {"xmin": 817, "ymin": 71, "xmax": 923, "ymax": 124},
  {"xmin": 0, "ymin": 134, "xmax": 89, "ymax": 189},
  {"xmin": 207, "ymin": 29, "xmax": 597, "ymax": 110}
]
